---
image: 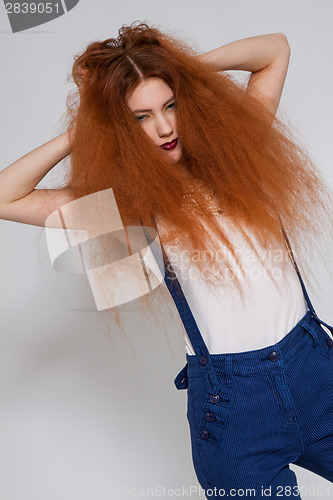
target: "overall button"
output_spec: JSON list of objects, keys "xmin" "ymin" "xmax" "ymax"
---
[
  {"xmin": 269, "ymin": 351, "xmax": 279, "ymax": 362},
  {"xmin": 326, "ymin": 338, "xmax": 333, "ymax": 348},
  {"xmin": 199, "ymin": 355, "xmax": 208, "ymax": 366},
  {"xmin": 205, "ymin": 412, "xmax": 215, "ymax": 422},
  {"xmin": 209, "ymin": 394, "xmax": 220, "ymax": 403},
  {"xmin": 200, "ymin": 429, "xmax": 209, "ymax": 440}
]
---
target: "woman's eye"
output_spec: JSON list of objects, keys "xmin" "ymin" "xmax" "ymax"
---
[{"xmin": 136, "ymin": 103, "xmax": 174, "ymax": 122}]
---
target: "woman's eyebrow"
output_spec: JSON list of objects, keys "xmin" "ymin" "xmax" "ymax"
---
[{"xmin": 133, "ymin": 96, "xmax": 174, "ymax": 113}]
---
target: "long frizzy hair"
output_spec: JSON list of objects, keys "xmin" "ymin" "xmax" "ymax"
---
[{"xmin": 59, "ymin": 20, "xmax": 333, "ymax": 322}]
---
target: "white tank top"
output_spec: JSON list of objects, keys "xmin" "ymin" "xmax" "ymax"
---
[{"xmin": 156, "ymin": 213, "xmax": 308, "ymax": 355}]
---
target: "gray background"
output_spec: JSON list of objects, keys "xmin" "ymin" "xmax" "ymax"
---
[{"xmin": 1, "ymin": 0, "xmax": 333, "ymax": 498}]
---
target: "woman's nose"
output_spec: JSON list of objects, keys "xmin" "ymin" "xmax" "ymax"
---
[{"xmin": 156, "ymin": 114, "xmax": 173, "ymax": 137}]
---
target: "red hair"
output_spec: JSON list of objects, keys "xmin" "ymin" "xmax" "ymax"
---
[{"xmin": 60, "ymin": 20, "xmax": 333, "ymax": 309}]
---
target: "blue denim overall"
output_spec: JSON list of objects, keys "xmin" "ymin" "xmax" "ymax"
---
[{"xmin": 159, "ymin": 231, "xmax": 333, "ymax": 499}]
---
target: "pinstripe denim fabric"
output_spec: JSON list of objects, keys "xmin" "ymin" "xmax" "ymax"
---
[{"xmin": 162, "ymin": 247, "xmax": 333, "ymax": 499}]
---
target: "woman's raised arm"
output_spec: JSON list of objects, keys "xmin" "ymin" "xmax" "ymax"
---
[
  {"xmin": 0, "ymin": 132, "xmax": 74, "ymax": 227},
  {"xmin": 196, "ymin": 32, "xmax": 291, "ymax": 117}
]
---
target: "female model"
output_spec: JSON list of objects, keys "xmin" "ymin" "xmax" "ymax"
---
[{"xmin": 1, "ymin": 21, "xmax": 333, "ymax": 499}]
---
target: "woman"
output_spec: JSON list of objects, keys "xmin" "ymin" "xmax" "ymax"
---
[{"xmin": 1, "ymin": 21, "xmax": 333, "ymax": 499}]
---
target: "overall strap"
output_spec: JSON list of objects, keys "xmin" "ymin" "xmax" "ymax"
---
[
  {"xmin": 162, "ymin": 247, "xmax": 212, "ymax": 358},
  {"xmin": 280, "ymin": 221, "xmax": 333, "ymax": 333},
  {"xmin": 280, "ymin": 223, "xmax": 317, "ymax": 318},
  {"xmin": 139, "ymin": 217, "xmax": 211, "ymax": 357}
]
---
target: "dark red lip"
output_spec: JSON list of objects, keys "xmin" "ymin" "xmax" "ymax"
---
[{"xmin": 160, "ymin": 138, "xmax": 178, "ymax": 150}]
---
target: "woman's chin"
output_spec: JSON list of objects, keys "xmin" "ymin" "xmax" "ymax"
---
[
  {"xmin": 166, "ymin": 150, "xmax": 183, "ymax": 164},
  {"xmin": 160, "ymin": 140, "xmax": 183, "ymax": 164}
]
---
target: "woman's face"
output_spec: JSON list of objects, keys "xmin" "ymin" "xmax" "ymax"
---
[{"xmin": 126, "ymin": 77, "xmax": 183, "ymax": 164}]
